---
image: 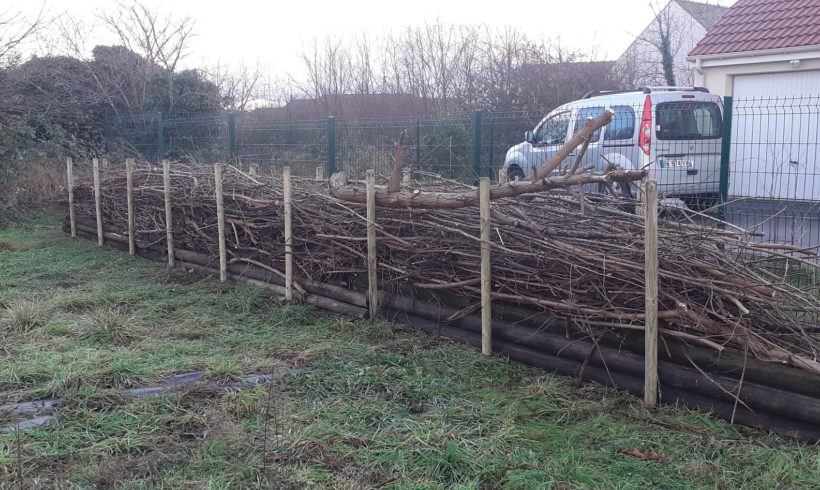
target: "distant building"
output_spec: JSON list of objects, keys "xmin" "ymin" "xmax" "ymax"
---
[
  {"xmin": 249, "ymin": 93, "xmax": 436, "ymax": 120},
  {"xmin": 613, "ymin": 0, "xmax": 728, "ymax": 88}
]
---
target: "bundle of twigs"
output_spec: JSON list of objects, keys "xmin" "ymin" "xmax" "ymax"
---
[{"xmin": 71, "ymin": 163, "xmax": 820, "ymax": 375}]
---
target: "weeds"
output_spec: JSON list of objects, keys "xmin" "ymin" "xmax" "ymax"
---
[
  {"xmin": 81, "ymin": 307, "xmax": 139, "ymax": 345},
  {"xmin": 1, "ymin": 299, "xmax": 51, "ymax": 332}
]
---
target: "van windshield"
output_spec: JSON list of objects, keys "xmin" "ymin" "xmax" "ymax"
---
[{"xmin": 655, "ymin": 101, "xmax": 722, "ymax": 140}]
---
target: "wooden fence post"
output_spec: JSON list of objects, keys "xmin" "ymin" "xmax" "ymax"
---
[
  {"xmin": 637, "ymin": 180, "xmax": 646, "ymax": 217},
  {"xmin": 66, "ymin": 158, "xmax": 76, "ymax": 238},
  {"xmin": 92, "ymin": 158, "xmax": 103, "ymax": 247},
  {"xmin": 214, "ymin": 164, "xmax": 227, "ymax": 282},
  {"xmin": 162, "ymin": 160, "xmax": 174, "ymax": 268},
  {"xmin": 125, "ymin": 158, "xmax": 136, "ymax": 255},
  {"xmin": 366, "ymin": 169, "xmax": 378, "ymax": 320},
  {"xmin": 480, "ymin": 177, "xmax": 492, "ymax": 355},
  {"xmin": 644, "ymin": 179, "xmax": 659, "ymax": 405},
  {"xmin": 283, "ymin": 166, "xmax": 293, "ymax": 300},
  {"xmin": 315, "ymin": 166, "xmax": 324, "ymax": 181}
]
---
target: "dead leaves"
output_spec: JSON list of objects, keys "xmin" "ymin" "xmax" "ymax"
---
[{"xmin": 620, "ymin": 448, "xmax": 668, "ymax": 461}]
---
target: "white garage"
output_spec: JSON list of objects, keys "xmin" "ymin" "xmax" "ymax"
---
[
  {"xmin": 688, "ymin": 0, "xmax": 820, "ymax": 200},
  {"xmin": 730, "ymin": 70, "xmax": 820, "ymax": 200}
]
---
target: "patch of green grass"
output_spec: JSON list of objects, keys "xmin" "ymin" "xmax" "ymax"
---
[{"xmin": 0, "ymin": 215, "xmax": 819, "ymax": 488}]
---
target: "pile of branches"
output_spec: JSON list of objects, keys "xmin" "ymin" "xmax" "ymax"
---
[{"xmin": 70, "ymin": 160, "xmax": 820, "ymax": 376}]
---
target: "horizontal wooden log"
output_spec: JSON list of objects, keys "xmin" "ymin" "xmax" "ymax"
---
[
  {"xmin": 382, "ymin": 307, "xmax": 820, "ymax": 442},
  {"xmin": 330, "ymin": 169, "xmax": 646, "ymax": 209},
  {"xmin": 68, "ymin": 222, "xmax": 367, "ymax": 320},
  {"xmin": 383, "ymin": 294, "xmax": 820, "ymax": 427}
]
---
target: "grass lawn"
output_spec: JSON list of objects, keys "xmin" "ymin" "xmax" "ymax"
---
[{"xmin": 1, "ymin": 214, "xmax": 818, "ymax": 489}]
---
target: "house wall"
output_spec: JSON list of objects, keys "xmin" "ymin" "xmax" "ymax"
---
[
  {"xmin": 613, "ymin": 0, "xmax": 705, "ymax": 88},
  {"xmin": 695, "ymin": 58, "xmax": 820, "ymax": 97}
]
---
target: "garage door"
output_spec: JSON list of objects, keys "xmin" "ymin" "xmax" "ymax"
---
[{"xmin": 730, "ymin": 70, "xmax": 820, "ymax": 200}]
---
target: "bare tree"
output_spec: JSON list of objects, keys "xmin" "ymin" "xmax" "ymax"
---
[
  {"xmin": 208, "ymin": 61, "xmax": 263, "ymax": 111},
  {"xmin": 99, "ymin": 1, "xmax": 195, "ymax": 112},
  {"xmin": 0, "ymin": 4, "xmax": 47, "ymax": 66}
]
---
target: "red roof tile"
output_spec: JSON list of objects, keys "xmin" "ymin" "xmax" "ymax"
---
[{"xmin": 689, "ymin": 0, "xmax": 820, "ymax": 56}]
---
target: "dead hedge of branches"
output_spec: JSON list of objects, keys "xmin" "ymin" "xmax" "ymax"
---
[{"xmin": 68, "ymin": 163, "xmax": 820, "ymax": 377}]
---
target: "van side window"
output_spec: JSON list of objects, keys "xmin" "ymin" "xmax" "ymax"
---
[
  {"xmin": 573, "ymin": 107, "xmax": 604, "ymax": 141},
  {"xmin": 536, "ymin": 111, "xmax": 571, "ymax": 145},
  {"xmin": 604, "ymin": 106, "xmax": 636, "ymax": 141}
]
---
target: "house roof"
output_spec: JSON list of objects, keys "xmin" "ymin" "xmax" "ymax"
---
[
  {"xmin": 689, "ymin": 0, "xmax": 820, "ymax": 56},
  {"xmin": 676, "ymin": 0, "xmax": 729, "ymax": 30}
]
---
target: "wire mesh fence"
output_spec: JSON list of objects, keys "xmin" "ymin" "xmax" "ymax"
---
[
  {"xmin": 103, "ymin": 93, "xmax": 820, "ymax": 256},
  {"xmin": 726, "ymin": 95, "xmax": 820, "ymax": 254}
]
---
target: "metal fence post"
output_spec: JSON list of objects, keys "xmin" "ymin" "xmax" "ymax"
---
[
  {"xmin": 416, "ymin": 119, "xmax": 421, "ymax": 168},
  {"xmin": 473, "ymin": 111, "xmax": 482, "ymax": 180},
  {"xmin": 226, "ymin": 113, "xmax": 236, "ymax": 161},
  {"xmin": 488, "ymin": 117, "xmax": 495, "ymax": 181},
  {"xmin": 156, "ymin": 112, "xmax": 165, "ymax": 163},
  {"xmin": 717, "ymin": 96, "xmax": 733, "ymax": 224},
  {"xmin": 327, "ymin": 116, "xmax": 336, "ymax": 176}
]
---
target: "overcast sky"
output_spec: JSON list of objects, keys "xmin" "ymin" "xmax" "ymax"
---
[{"xmin": 18, "ymin": 0, "xmax": 735, "ymax": 78}]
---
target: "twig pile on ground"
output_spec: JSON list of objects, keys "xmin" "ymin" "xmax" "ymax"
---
[{"xmin": 72, "ymin": 164, "xmax": 820, "ymax": 374}]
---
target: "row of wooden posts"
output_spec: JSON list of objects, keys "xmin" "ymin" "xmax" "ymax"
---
[{"xmin": 64, "ymin": 157, "xmax": 661, "ymax": 406}]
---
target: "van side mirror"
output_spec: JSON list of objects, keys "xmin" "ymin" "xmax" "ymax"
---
[{"xmin": 524, "ymin": 130, "xmax": 534, "ymax": 143}]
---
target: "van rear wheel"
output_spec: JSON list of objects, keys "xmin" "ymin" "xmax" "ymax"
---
[
  {"xmin": 507, "ymin": 166, "xmax": 525, "ymax": 181},
  {"xmin": 598, "ymin": 181, "xmax": 632, "ymax": 199},
  {"xmin": 599, "ymin": 181, "xmax": 635, "ymax": 213}
]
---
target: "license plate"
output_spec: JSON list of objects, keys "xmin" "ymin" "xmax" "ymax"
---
[{"xmin": 659, "ymin": 158, "xmax": 693, "ymax": 168}]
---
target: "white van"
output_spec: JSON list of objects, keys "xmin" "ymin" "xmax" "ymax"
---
[{"xmin": 502, "ymin": 86, "xmax": 724, "ymax": 209}]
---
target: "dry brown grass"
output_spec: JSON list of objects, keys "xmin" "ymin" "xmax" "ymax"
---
[{"xmin": 2, "ymin": 299, "xmax": 52, "ymax": 332}]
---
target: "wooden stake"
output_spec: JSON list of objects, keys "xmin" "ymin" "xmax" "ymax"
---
[
  {"xmin": 644, "ymin": 179, "xmax": 659, "ymax": 405},
  {"xmin": 214, "ymin": 164, "xmax": 227, "ymax": 282},
  {"xmin": 92, "ymin": 158, "xmax": 103, "ymax": 247},
  {"xmin": 315, "ymin": 166, "xmax": 325, "ymax": 181},
  {"xmin": 366, "ymin": 169, "xmax": 378, "ymax": 320},
  {"xmin": 283, "ymin": 166, "xmax": 293, "ymax": 300},
  {"xmin": 637, "ymin": 180, "xmax": 646, "ymax": 217},
  {"xmin": 125, "ymin": 158, "xmax": 136, "ymax": 255},
  {"xmin": 66, "ymin": 157, "xmax": 76, "ymax": 238},
  {"xmin": 498, "ymin": 168, "xmax": 508, "ymax": 184},
  {"xmin": 479, "ymin": 177, "xmax": 492, "ymax": 355},
  {"xmin": 162, "ymin": 159, "xmax": 174, "ymax": 268}
]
